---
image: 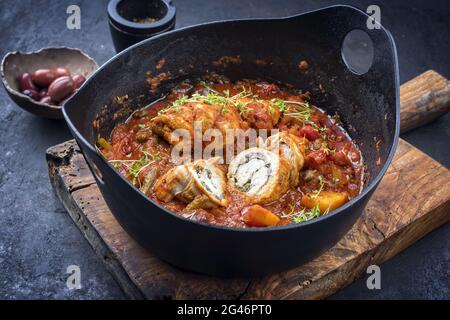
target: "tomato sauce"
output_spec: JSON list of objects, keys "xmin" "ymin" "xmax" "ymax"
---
[{"xmin": 100, "ymin": 76, "xmax": 364, "ymax": 228}]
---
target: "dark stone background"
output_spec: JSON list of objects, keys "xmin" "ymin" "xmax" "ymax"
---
[{"xmin": 0, "ymin": 0, "xmax": 448, "ymax": 299}]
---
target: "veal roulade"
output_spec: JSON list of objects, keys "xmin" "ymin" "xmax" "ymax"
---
[{"xmin": 227, "ymin": 147, "xmax": 290, "ymax": 204}]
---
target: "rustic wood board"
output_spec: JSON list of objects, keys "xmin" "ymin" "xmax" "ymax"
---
[{"xmin": 46, "ymin": 138, "xmax": 450, "ymax": 299}]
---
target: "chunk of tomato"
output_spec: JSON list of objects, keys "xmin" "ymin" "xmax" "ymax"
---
[
  {"xmin": 330, "ymin": 150, "xmax": 350, "ymax": 166},
  {"xmin": 299, "ymin": 125, "xmax": 321, "ymax": 141},
  {"xmin": 305, "ymin": 150, "xmax": 327, "ymax": 169}
]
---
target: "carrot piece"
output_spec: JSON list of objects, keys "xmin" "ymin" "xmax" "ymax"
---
[
  {"xmin": 243, "ymin": 205, "xmax": 280, "ymax": 227},
  {"xmin": 301, "ymin": 191, "xmax": 349, "ymax": 213}
]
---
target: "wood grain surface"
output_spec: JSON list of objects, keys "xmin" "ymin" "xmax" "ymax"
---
[
  {"xmin": 46, "ymin": 70, "xmax": 450, "ymax": 299},
  {"xmin": 400, "ymin": 70, "xmax": 450, "ymax": 133}
]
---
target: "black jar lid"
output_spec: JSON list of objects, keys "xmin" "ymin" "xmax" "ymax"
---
[{"xmin": 108, "ymin": 0, "xmax": 176, "ymax": 35}]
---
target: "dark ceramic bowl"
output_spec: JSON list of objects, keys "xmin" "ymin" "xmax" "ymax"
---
[
  {"xmin": 108, "ymin": 0, "xmax": 176, "ymax": 52},
  {"xmin": 1, "ymin": 47, "xmax": 98, "ymax": 119}
]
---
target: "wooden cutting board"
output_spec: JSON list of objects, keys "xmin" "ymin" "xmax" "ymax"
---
[{"xmin": 47, "ymin": 70, "xmax": 450, "ymax": 299}]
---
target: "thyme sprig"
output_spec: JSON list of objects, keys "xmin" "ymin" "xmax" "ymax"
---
[{"xmin": 158, "ymin": 95, "xmax": 188, "ymax": 114}]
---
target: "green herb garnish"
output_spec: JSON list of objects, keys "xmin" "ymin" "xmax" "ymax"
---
[
  {"xmin": 312, "ymin": 175, "xmax": 325, "ymax": 198},
  {"xmin": 158, "ymin": 95, "xmax": 189, "ymax": 114},
  {"xmin": 235, "ymin": 100, "xmax": 249, "ymax": 115},
  {"xmin": 280, "ymin": 204, "xmax": 322, "ymax": 224},
  {"xmin": 108, "ymin": 151, "xmax": 160, "ymax": 187},
  {"xmin": 128, "ymin": 153, "xmax": 149, "ymax": 178},
  {"xmin": 285, "ymin": 104, "xmax": 311, "ymax": 121},
  {"xmin": 321, "ymin": 141, "xmax": 335, "ymax": 154},
  {"xmin": 271, "ymin": 98, "xmax": 289, "ymax": 113},
  {"xmin": 293, "ymin": 205, "xmax": 321, "ymax": 223}
]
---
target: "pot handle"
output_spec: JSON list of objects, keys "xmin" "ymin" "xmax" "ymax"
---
[
  {"xmin": 284, "ymin": 5, "xmax": 397, "ymax": 76},
  {"xmin": 285, "ymin": 6, "xmax": 449, "ymax": 131},
  {"xmin": 329, "ymin": 8, "xmax": 450, "ymax": 132}
]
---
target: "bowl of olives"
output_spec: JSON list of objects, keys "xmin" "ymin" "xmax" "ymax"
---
[{"xmin": 1, "ymin": 47, "xmax": 98, "ymax": 119}]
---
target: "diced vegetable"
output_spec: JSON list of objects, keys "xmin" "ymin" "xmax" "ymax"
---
[
  {"xmin": 304, "ymin": 150, "xmax": 326, "ymax": 169},
  {"xmin": 243, "ymin": 205, "xmax": 280, "ymax": 227},
  {"xmin": 331, "ymin": 165, "xmax": 345, "ymax": 184},
  {"xmin": 97, "ymin": 137, "xmax": 112, "ymax": 151},
  {"xmin": 135, "ymin": 131, "xmax": 151, "ymax": 143},
  {"xmin": 301, "ymin": 191, "xmax": 349, "ymax": 213},
  {"xmin": 331, "ymin": 150, "xmax": 350, "ymax": 166},
  {"xmin": 298, "ymin": 125, "xmax": 321, "ymax": 141}
]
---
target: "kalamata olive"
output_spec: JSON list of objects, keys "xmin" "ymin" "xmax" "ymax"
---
[
  {"xmin": 55, "ymin": 67, "xmax": 71, "ymax": 77},
  {"xmin": 22, "ymin": 89, "xmax": 40, "ymax": 100},
  {"xmin": 18, "ymin": 73, "xmax": 38, "ymax": 91},
  {"xmin": 48, "ymin": 76, "xmax": 75, "ymax": 103},
  {"xmin": 72, "ymin": 74, "xmax": 86, "ymax": 88},
  {"xmin": 32, "ymin": 69, "xmax": 58, "ymax": 87},
  {"xmin": 39, "ymin": 96, "xmax": 52, "ymax": 104},
  {"xmin": 39, "ymin": 88, "xmax": 48, "ymax": 98}
]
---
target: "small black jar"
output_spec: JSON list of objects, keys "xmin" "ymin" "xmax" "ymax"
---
[{"xmin": 108, "ymin": 0, "xmax": 176, "ymax": 52}]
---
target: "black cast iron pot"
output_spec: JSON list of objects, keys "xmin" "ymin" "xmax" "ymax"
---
[{"xmin": 63, "ymin": 5, "xmax": 399, "ymax": 277}]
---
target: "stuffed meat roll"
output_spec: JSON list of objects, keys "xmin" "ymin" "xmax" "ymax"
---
[
  {"xmin": 150, "ymin": 102, "xmax": 219, "ymax": 146},
  {"xmin": 214, "ymin": 105, "xmax": 249, "ymax": 135},
  {"xmin": 265, "ymin": 132, "xmax": 306, "ymax": 186},
  {"xmin": 210, "ymin": 105, "xmax": 250, "ymax": 153},
  {"xmin": 154, "ymin": 157, "xmax": 228, "ymax": 209},
  {"xmin": 227, "ymin": 147, "xmax": 290, "ymax": 204},
  {"xmin": 238, "ymin": 99, "xmax": 281, "ymax": 130}
]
